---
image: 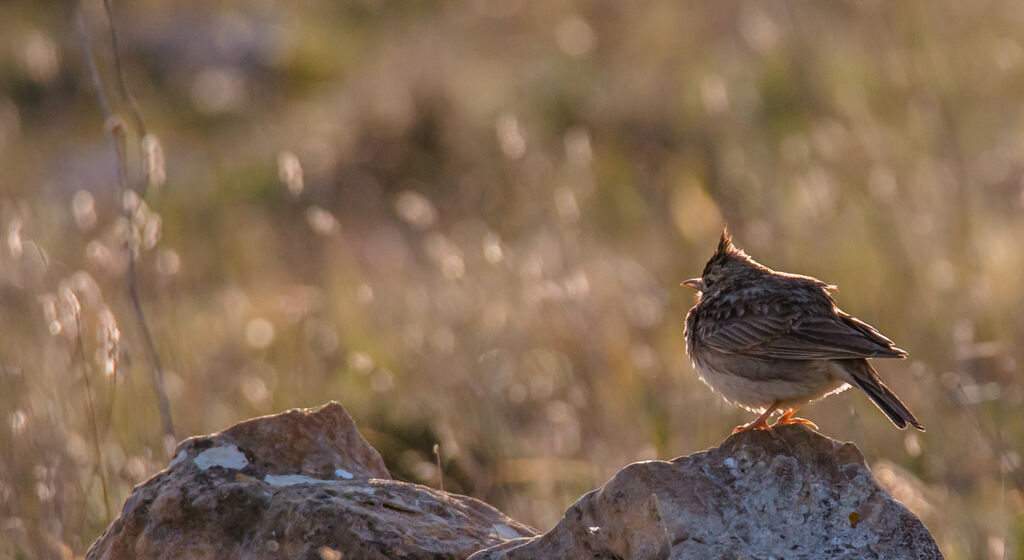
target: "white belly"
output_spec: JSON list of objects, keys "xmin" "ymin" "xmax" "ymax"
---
[{"xmin": 693, "ymin": 357, "xmax": 850, "ymax": 413}]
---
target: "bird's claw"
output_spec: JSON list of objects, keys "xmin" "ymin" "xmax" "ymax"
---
[
  {"xmin": 732, "ymin": 419, "xmax": 773, "ymax": 434},
  {"xmin": 773, "ymin": 416, "xmax": 818, "ymax": 430}
]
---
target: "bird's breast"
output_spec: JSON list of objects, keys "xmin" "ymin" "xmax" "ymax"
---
[{"xmin": 688, "ymin": 348, "xmax": 847, "ymax": 411}]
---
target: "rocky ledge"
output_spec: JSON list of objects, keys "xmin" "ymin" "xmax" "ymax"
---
[{"xmin": 87, "ymin": 403, "xmax": 941, "ymax": 560}]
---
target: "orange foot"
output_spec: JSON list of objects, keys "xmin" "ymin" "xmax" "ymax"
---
[
  {"xmin": 772, "ymin": 409, "xmax": 818, "ymax": 430},
  {"xmin": 732, "ymin": 403, "xmax": 778, "ymax": 434},
  {"xmin": 732, "ymin": 417, "xmax": 772, "ymax": 434}
]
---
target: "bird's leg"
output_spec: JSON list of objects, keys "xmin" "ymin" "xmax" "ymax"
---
[
  {"xmin": 773, "ymin": 408, "xmax": 818, "ymax": 430},
  {"xmin": 732, "ymin": 402, "xmax": 779, "ymax": 434}
]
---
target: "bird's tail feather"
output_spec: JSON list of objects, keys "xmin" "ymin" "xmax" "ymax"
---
[{"xmin": 841, "ymin": 360, "xmax": 924, "ymax": 431}]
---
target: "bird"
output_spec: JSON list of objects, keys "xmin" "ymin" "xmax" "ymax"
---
[{"xmin": 682, "ymin": 228, "xmax": 924, "ymax": 434}]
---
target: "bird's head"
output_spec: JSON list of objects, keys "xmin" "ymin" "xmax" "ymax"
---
[{"xmin": 682, "ymin": 228, "xmax": 760, "ymax": 296}]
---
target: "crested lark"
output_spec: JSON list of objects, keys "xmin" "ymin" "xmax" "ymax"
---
[{"xmin": 683, "ymin": 229, "xmax": 924, "ymax": 433}]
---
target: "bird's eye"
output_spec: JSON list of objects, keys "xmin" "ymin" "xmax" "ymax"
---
[{"xmin": 704, "ymin": 278, "xmax": 714, "ymax": 288}]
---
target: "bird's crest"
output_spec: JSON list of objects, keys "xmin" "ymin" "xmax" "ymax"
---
[
  {"xmin": 702, "ymin": 227, "xmax": 748, "ymax": 276},
  {"xmin": 717, "ymin": 228, "xmax": 740, "ymax": 257}
]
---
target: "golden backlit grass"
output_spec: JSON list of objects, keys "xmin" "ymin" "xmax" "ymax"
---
[{"xmin": 1, "ymin": 1, "xmax": 1023, "ymax": 558}]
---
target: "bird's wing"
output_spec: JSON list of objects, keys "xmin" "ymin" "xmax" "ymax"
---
[{"xmin": 700, "ymin": 308, "xmax": 906, "ymax": 360}]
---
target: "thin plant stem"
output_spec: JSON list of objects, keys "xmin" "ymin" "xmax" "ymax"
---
[
  {"xmin": 74, "ymin": 311, "xmax": 112, "ymax": 521},
  {"xmin": 73, "ymin": 2, "xmax": 175, "ymax": 441},
  {"xmin": 100, "ymin": 0, "xmax": 150, "ymax": 191}
]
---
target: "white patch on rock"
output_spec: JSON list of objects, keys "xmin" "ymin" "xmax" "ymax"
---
[
  {"xmin": 492, "ymin": 523, "xmax": 524, "ymax": 540},
  {"xmin": 265, "ymin": 474, "xmax": 324, "ymax": 487},
  {"xmin": 169, "ymin": 450, "xmax": 188, "ymax": 467},
  {"xmin": 194, "ymin": 444, "xmax": 249, "ymax": 471},
  {"xmin": 334, "ymin": 468, "xmax": 354, "ymax": 479}
]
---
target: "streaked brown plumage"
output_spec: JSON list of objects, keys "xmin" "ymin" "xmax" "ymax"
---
[{"xmin": 683, "ymin": 229, "xmax": 924, "ymax": 433}]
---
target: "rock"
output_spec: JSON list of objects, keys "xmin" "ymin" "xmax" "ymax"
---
[
  {"xmin": 86, "ymin": 402, "xmax": 535, "ymax": 560},
  {"xmin": 88, "ymin": 404, "xmax": 942, "ymax": 560},
  {"xmin": 470, "ymin": 425, "xmax": 942, "ymax": 560}
]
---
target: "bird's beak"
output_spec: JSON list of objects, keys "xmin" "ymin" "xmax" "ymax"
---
[{"xmin": 681, "ymin": 278, "xmax": 704, "ymax": 292}]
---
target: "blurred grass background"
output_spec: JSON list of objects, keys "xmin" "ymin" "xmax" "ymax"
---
[{"xmin": 2, "ymin": 0, "xmax": 1023, "ymax": 558}]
